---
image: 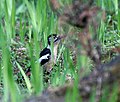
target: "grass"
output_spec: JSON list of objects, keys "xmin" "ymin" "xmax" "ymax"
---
[{"xmin": 0, "ymin": 0, "xmax": 120, "ymax": 102}]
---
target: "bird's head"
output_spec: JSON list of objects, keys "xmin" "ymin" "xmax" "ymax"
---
[{"xmin": 47, "ymin": 34, "xmax": 65, "ymax": 46}]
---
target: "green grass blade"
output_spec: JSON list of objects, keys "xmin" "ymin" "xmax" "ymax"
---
[
  {"xmin": 16, "ymin": 61, "xmax": 32, "ymax": 94},
  {"xmin": 1, "ymin": 32, "xmax": 17, "ymax": 102}
]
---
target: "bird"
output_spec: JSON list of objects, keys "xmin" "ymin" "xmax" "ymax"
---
[
  {"xmin": 38, "ymin": 34, "xmax": 65, "ymax": 72},
  {"xmin": 25, "ymin": 34, "xmax": 65, "ymax": 77}
]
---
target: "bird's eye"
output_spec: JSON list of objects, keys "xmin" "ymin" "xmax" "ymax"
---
[
  {"xmin": 49, "ymin": 36, "xmax": 57, "ymax": 42},
  {"xmin": 54, "ymin": 37, "xmax": 58, "ymax": 41}
]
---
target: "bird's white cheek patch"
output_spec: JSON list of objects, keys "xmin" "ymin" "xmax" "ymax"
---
[{"xmin": 39, "ymin": 54, "xmax": 50, "ymax": 63}]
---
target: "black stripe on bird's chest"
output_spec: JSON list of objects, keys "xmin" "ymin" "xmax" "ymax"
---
[
  {"xmin": 40, "ymin": 47, "xmax": 51, "ymax": 65},
  {"xmin": 39, "ymin": 44, "xmax": 59, "ymax": 66}
]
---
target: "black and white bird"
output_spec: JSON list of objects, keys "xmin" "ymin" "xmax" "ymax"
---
[
  {"xmin": 39, "ymin": 34, "xmax": 65, "ymax": 72},
  {"xmin": 26, "ymin": 34, "xmax": 65, "ymax": 76}
]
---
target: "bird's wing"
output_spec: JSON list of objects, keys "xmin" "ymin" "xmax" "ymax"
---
[
  {"xmin": 40, "ymin": 47, "xmax": 51, "ymax": 57},
  {"xmin": 39, "ymin": 48, "xmax": 51, "ymax": 65},
  {"xmin": 39, "ymin": 54, "xmax": 50, "ymax": 62}
]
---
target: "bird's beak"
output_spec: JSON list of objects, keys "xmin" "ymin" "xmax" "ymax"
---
[{"xmin": 54, "ymin": 34, "xmax": 67, "ymax": 44}]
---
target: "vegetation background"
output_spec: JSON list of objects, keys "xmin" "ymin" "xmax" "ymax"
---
[{"xmin": 0, "ymin": 0, "xmax": 120, "ymax": 102}]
